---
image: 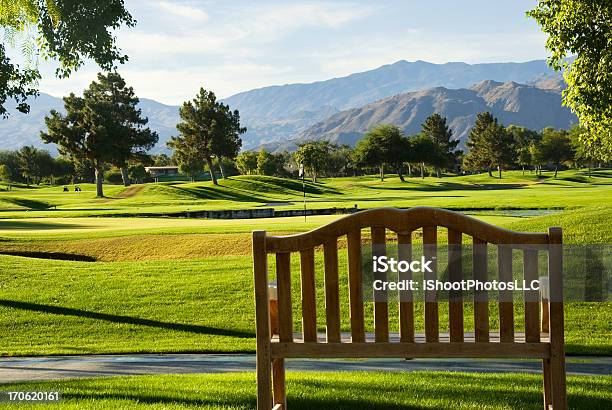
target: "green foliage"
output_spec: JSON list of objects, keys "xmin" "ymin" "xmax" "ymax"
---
[
  {"xmin": 463, "ymin": 112, "xmax": 515, "ymax": 178},
  {"xmin": 128, "ymin": 164, "xmax": 148, "ymax": 184},
  {"xmin": 152, "ymin": 153, "xmax": 173, "ymax": 167},
  {"xmin": 236, "ymin": 151, "xmax": 258, "ymax": 175},
  {"xmin": 256, "ymin": 149, "xmax": 286, "ymax": 177},
  {"xmin": 420, "ymin": 114, "xmax": 460, "ymax": 175},
  {"xmin": 528, "ymin": 0, "xmax": 612, "ymax": 158},
  {"xmin": 540, "ymin": 127, "xmax": 574, "ymax": 177},
  {"xmin": 0, "ymin": 0, "xmax": 135, "ymax": 115},
  {"xmin": 168, "ymin": 88, "xmax": 245, "ymax": 186},
  {"xmin": 354, "ymin": 124, "xmax": 409, "ymax": 181},
  {"xmin": 293, "ymin": 140, "xmax": 333, "ymax": 182},
  {"xmin": 104, "ymin": 168, "xmax": 123, "ymax": 185},
  {"xmin": 41, "ymin": 72, "xmax": 157, "ymax": 196},
  {"xmin": 16, "ymin": 145, "xmax": 54, "ymax": 185},
  {"xmin": 507, "ymin": 125, "xmax": 542, "ymax": 171}
]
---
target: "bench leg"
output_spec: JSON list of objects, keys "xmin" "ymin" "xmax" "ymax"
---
[
  {"xmin": 550, "ymin": 354, "xmax": 567, "ymax": 410},
  {"xmin": 273, "ymin": 358, "xmax": 287, "ymax": 409},
  {"xmin": 542, "ymin": 358, "xmax": 552, "ymax": 409}
]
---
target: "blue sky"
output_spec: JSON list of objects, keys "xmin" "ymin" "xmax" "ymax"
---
[{"xmin": 13, "ymin": 0, "xmax": 547, "ymax": 104}]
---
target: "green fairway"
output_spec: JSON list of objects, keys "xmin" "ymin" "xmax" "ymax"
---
[
  {"xmin": 0, "ymin": 371, "xmax": 610, "ymax": 409},
  {"xmin": 0, "ymin": 173, "xmax": 610, "ymax": 357},
  {"xmin": 0, "ymin": 170, "xmax": 611, "ymax": 218}
]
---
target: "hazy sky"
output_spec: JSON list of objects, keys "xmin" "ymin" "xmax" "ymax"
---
[{"xmin": 11, "ymin": 0, "xmax": 548, "ymax": 104}]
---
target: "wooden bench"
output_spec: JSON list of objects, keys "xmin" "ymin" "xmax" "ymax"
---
[{"xmin": 252, "ymin": 207, "xmax": 567, "ymax": 410}]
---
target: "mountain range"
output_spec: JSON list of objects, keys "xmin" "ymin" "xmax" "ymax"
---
[
  {"xmin": 0, "ymin": 59, "xmax": 574, "ymax": 154},
  {"xmin": 292, "ymin": 80, "xmax": 576, "ymax": 150}
]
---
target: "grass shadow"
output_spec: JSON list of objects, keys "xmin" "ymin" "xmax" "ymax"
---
[{"xmin": 0, "ymin": 299, "xmax": 254, "ymax": 339}]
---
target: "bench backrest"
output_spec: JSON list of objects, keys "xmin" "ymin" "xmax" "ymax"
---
[{"xmin": 253, "ymin": 206, "xmax": 564, "ymax": 350}]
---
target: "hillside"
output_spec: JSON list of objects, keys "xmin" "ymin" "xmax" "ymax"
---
[
  {"xmin": 293, "ymin": 80, "xmax": 577, "ymax": 148},
  {"xmin": 0, "ymin": 59, "xmax": 567, "ymax": 153},
  {"xmin": 0, "ymin": 95, "xmax": 180, "ymax": 155},
  {"xmin": 223, "ymin": 59, "xmax": 564, "ymax": 147}
]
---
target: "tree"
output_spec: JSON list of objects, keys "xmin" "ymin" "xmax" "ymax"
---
[
  {"xmin": 463, "ymin": 112, "xmax": 514, "ymax": 178},
  {"xmin": 528, "ymin": 1, "xmax": 612, "ymax": 158},
  {"xmin": 507, "ymin": 125, "xmax": 541, "ymax": 174},
  {"xmin": 326, "ymin": 145, "xmax": 355, "ymax": 177},
  {"xmin": 128, "ymin": 164, "xmax": 149, "ymax": 184},
  {"xmin": 421, "ymin": 114, "xmax": 459, "ymax": 177},
  {"xmin": 293, "ymin": 141, "xmax": 331, "ymax": 183},
  {"xmin": 0, "ymin": 0, "xmax": 135, "ymax": 116},
  {"xmin": 411, "ymin": 133, "xmax": 438, "ymax": 179},
  {"xmin": 168, "ymin": 88, "xmax": 245, "ymax": 186},
  {"xmin": 16, "ymin": 145, "xmax": 53, "ymax": 185},
  {"xmin": 354, "ymin": 124, "xmax": 408, "ymax": 181},
  {"xmin": 569, "ymin": 124, "xmax": 601, "ymax": 177},
  {"xmin": 540, "ymin": 127, "xmax": 574, "ymax": 178},
  {"xmin": 256, "ymin": 149, "xmax": 286, "ymax": 177},
  {"xmin": 152, "ymin": 154, "xmax": 173, "ymax": 166},
  {"xmin": 41, "ymin": 72, "xmax": 158, "ymax": 197},
  {"xmin": 0, "ymin": 164, "xmax": 10, "ymax": 190},
  {"xmin": 236, "ymin": 151, "xmax": 258, "ymax": 175}
]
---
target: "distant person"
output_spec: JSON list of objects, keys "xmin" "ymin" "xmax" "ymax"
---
[{"xmin": 75, "ymin": 186, "xmax": 81, "ymax": 192}]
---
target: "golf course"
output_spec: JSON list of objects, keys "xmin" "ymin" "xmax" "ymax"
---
[{"xmin": 0, "ymin": 170, "xmax": 610, "ymax": 407}]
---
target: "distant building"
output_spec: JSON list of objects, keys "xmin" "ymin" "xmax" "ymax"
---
[{"xmin": 144, "ymin": 166, "xmax": 179, "ymax": 177}]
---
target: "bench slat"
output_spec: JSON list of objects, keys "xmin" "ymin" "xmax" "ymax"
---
[
  {"xmin": 523, "ymin": 248, "xmax": 540, "ymax": 343},
  {"xmin": 299, "ymin": 248, "xmax": 317, "ymax": 343},
  {"xmin": 324, "ymin": 239, "xmax": 341, "ymax": 343},
  {"xmin": 347, "ymin": 229, "xmax": 365, "ymax": 342},
  {"xmin": 448, "ymin": 229, "xmax": 463, "ymax": 342},
  {"xmin": 423, "ymin": 226, "xmax": 439, "ymax": 343},
  {"xmin": 276, "ymin": 253, "xmax": 293, "ymax": 343},
  {"xmin": 473, "ymin": 237, "xmax": 489, "ymax": 343},
  {"xmin": 372, "ymin": 227, "xmax": 389, "ymax": 342},
  {"xmin": 397, "ymin": 232, "xmax": 414, "ymax": 342},
  {"xmin": 498, "ymin": 245, "xmax": 514, "ymax": 343},
  {"xmin": 271, "ymin": 341, "xmax": 551, "ymax": 359}
]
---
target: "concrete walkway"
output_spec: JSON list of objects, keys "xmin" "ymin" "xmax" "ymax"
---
[{"xmin": 1, "ymin": 354, "xmax": 611, "ymax": 384}]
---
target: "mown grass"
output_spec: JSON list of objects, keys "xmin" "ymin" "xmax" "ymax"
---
[
  {"xmin": 0, "ymin": 372, "xmax": 610, "ymax": 409},
  {"xmin": 1, "ymin": 242, "xmax": 609, "ymax": 356},
  {"xmin": 0, "ymin": 170, "xmax": 610, "ymax": 218}
]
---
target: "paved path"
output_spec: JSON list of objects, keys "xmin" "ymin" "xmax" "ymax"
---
[{"xmin": 0, "ymin": 355, "xmax": 610, "ymax": 384}]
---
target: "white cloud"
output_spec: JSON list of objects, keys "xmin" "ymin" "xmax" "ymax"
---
[{"xmin": 153, "ymin": 1, "xmax": 209, "ymax": 22}]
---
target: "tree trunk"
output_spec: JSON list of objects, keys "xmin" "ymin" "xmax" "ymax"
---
[
  {"xmin": 554, "ymin": 164, "xmax": 558, "ymax": 178},
  {"xmin": 120, "ymin": 167, "xmax": 131, "ymax": 187},
  {"xmin": 206, "ymin": 156, "xmax": 218, "ymax": 185},
  {"xmin": 498, "ymin": 165, "xmax": 502, "ymax": 179},
  {"xmin": 94, "ymin": 164, "xmax": 104, "ymax": 197},
  {"xmin": 312, "ymin": 173, "xmax": 317, "ymax": 183},
  {"xmin": 436, "ymin": 168, "xmax": 441, "ymax": 178},
  {"xmin": 421, "ymin": 162, "xmax": 425, "ymax": 179},
  {"xmin": 487, "ymin": 167, "xmax": 492, "ymax": 177},
  {"xmin": 379, "ymin": 164, "xmax": 384, "ymax": 181},
  {"xmin": 397, "ymin": 166, "xmax": 405, "ymax": 182},
  {"xmin": 219, "ymin": 160, "xmax": 226, "ymax": 179},
  {"xmin": 588, "ymin": 162, "xmax": 592, "ymax": 178},
  {"xmin": 522, "ymin": 166, "xmax": 525, "ymax": 175},
  {"xmin": 407, "ymin": 163, "xmax": 412, "ymax": 178}
]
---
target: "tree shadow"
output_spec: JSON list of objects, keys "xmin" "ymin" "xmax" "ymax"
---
[
  {"xmin": 0, "ymin": 220, "xmax": 85, "ymax": 230},
  {"xmin": 0, "ymin": 198, "xmax": 51, "ymax": 210},
  {"xmin": 0, "ymin": 251, "xmax": 96, "ymax": 262},
  {"xmin": 0, "ymin": 299, "xmax": 254, "ymax": 338}
]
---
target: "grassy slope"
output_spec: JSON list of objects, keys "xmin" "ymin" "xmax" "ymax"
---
[
  {"xmin": 0, "ymin": 175, "xmax": 609, "ymax": 356},
  {"xmin": 0, "ymin": 372, "xmax": 610, "ymax": 409},
  {"xmin": 0, "ymin": 170, "xmax": 610, "ymax": 218},
  {"xmin": 1, "ymin": 239, "xmax": 609, "ymax": 355}
]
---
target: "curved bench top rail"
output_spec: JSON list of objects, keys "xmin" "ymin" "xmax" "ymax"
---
[{"xmin": 264, "ymin": 207, "xmax": 550, "ymax": 253}]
